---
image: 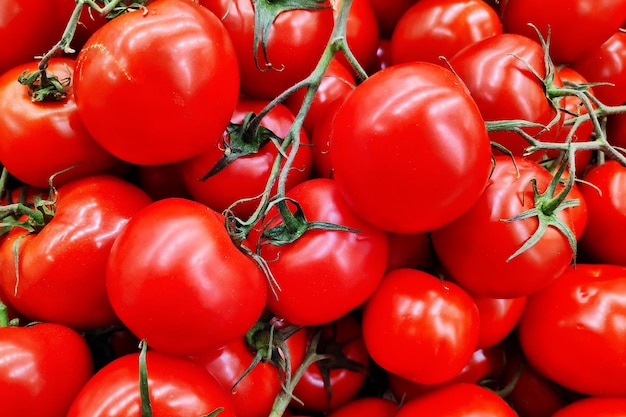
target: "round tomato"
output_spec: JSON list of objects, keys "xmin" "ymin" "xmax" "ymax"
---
[
  {"xmin": 330, "ymin": 61, "xmax": 492, "ymax": 233},
  {"xmin": 385, "ymin": 231, "xmax": 432, "ymax": 272},
  {"xmin": 0, "ymin": 58, "xmax": 117, "ymax": 188},
  {"xmin": 332, "ymin": 0, "xmax": 380, "ymax": 74},
  {"xmin": 472, "ymin": 294, "xmax": 526, "ymax": 348},
  {"xmin": 0, "ymin": 175, "xmax": 153, "ymax": 329},
  {"xmin": 326, "ymin": 397, "xmax": 398, "ymax": 417},
  {"xmin": 74, "ymin": 0, "xmax": 240, "ymax": 165},
  {"xmin": 552, "ymin": 397, "xmax": 626, "ymax": 417},
  {"xmin": 362, "ymin": 268, "xmax": 480, "ymax": 384},
  {"xmin": 367, "ymin": 0, "xmax": 417, "ymax": 38},
  {"xmin": 518, "ymin": 264, "xmax": 626, "ymax": 396}
]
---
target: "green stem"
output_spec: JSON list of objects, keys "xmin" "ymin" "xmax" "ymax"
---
[{"xmin": 0, "ymin": 301, "xmax": 8, "ymax": 327}]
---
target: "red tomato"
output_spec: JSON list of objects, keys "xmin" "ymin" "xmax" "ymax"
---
[
  {"xmin": 518, "ymin": 264, "xmax": 626, "ymax": 396},
  {"xmin": 0, "ymin": 322, "xmax": 94, "ymax": 417},
  {"xmin": 74, "ymin": 0, "xmax": 240, "ymax": 165},
  {"xmin": 0, "ymin": 58, "xmax": 117, "ymax": 188},
  {"xmin": 200, "ymin": 0, "xmax": 334, "ymax": 99},
  {"xmin": 250, "ymin": 178, "xmax": 388, "ymax": 326},
  {"xmin": 0, "ymin": 175, "xmax": 152, "ymax": 329},
  {"xmin": 308, "ymin": 98, "xmax": 342, "ymax": 179},
  {"xmin": 367, "ymin": 38, "xmax": 392, "ymax": 74},
  {"xmin": 330, "ymin": 61, "xmax": 492, "ymax": 233},
  {"xmin": 67, "ymin": 351, "xmax": 237, "ymax": 417},
  {"xmin": 367, "ymin": 0, "xmax": 418, "ymax": 38},
  {"xmin": 362, "ymin": 268, "xmax": 480, "ymax": 384},
  {"xmin": 179, "ymin": 98, "xmax": 312, "ymax": 219},
  {"xmin": 473, "ymin": 294, "xmax": 526, "ymax": 348},
  {"xmin": 393, "ymin": 383, "xmax": 518, "ymax": 417},
  {"xmin": 333, "ymin": 0, "xmax": 380, "ymax": 74},
  {"xmin": 606, "ymin": 111, "xmax": 626, "ymax": 151},
  {"xmin": 385, "ymin": 231, "xmax": 432, "ymax": 272},
  {"xmin": 578, "ymin": 160, "xmax": 626, "ymax": 265},
  {"xmin": 449, "ymin": 33, "xmax": 564, "ymax": 158},
  {"xmin": 552, "ymin": 397, "xmax": 626, "ymax": 417},
  {"xmin": 390, "ymin": 0, "xmax": 502, "ymax": 66},
  {"xmin": 326, "ymin": 397, "xmax": 398, "ymax": 417},
  {"xmin": 500, "ymin": 0, "xmax": 626, "ymax": 65},
  {"xmin": 136, "ymin": 163, "xmax": 192, "ymax": 201},
  {"xmin": 431, "ymin": 156, "xmax": 581, "ymax": 298},
  {"xmin": 106, "ymin": 197, "xmax": 267, "ymax": 356}
]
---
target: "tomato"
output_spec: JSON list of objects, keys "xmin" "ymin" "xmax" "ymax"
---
[
  {"xmin": 67, "ymin": 351, "xmax": 237, "ymax": 417},
  {"xmin": 552, "ymin": 397, "xmax": 626, "ymax": 417},
  {"xmin": 106, "ymin": 197, "xmax": 267, "ymax": 356},
  {"xmin": 367, "ymin": 38, "xmax": 392, "ymax": 74},
  {"xmin": 578, "ymin": 160, "xmax": 626, "ymax": 265},
  {"xmin": 385, "ymin": 231, "xmax": 432, "ymax": 272},
  {"xmin": 606, "ymin": 111, "xmax": 626, "ymax": 151},
  {"xmin": 325, "ymin": 397, "xmax": 398, "ymax": 417},
  {"xmin": 367, "ymin": 0, "xmax": 417, "ymax": 38},
  {"xmin": 179, "ymin": 98, "xmax": 312, "ymax": 219},
  {"xmin": 472, "ymin": 294, "xmax": 526, "ymax": 348},
  {"xmin": 449, "ymin": 33, "xmax": 564, "ymax": 158},
  {"xmin": 390, "ymin": 0, "xmax": 502, "ymax": 66},
  {"xmin": 200, "ymin": 0, "xmax": 334, "ymax": 100},
  {"xmin": 332, "ymin": 0, "xmax": 380, "ymax": 74},
  {"xmin": 0, "ymin": 175, "xmax": 152, "ymax": 330},
  {"xmin": 0, "ymin": 0, "xmax": 75, "ymax": 75},
  {"xmin": 0, "ymin": 321, "xmax": 94, "ymax": 417},
  {"xmin": 431, "ymin": 156, "xmax": 581, "ymax": 298},
  {"xmin": 74, "ymin": 0, "xmax": 240, "ymax": 165},
  {"xmin": 0, "ymin": 58, "xmax": 117, "ymax": 188},
  {"xmin": 330, "ymin": 61, "xmax": 492, "ymax": 233},
  {"xmin": 499, "ymin": 0, "xmax": 626, "ymax": 65},
  {"xmin": 250, "ymin": 178, "xmax": 388, "ymax": 326},
  {"xmin": 362, "ymin": 268, "xmax": 480, "ymax": 384},
  {"xmin": 309, "ymin": 98, "xmax": 343, "ymax": 179},
  {"xmin": 393, "ymin": 383, "xmax": 518, "ymax": 417},
  {"xmin": 136, "ymin": 163, "xmax": 192, "ymax": 201},
  {"xmin": 518, "ymin": 264, "xmax": 626, "ymax": 396}
]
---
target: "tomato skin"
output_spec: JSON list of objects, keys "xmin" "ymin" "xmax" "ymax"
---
[
  {"xmin": 0, "ymin": 322, "xmax": 94, "ymax": 417},
  {"xmin": 330, "ymin": 61, "xmax": 492, "ymax": 233},
  {"xmin": 67, "ymin": 351, "xmax": 237, "ymax": 417},
  {"xmin": 367, "ymin": 0, "xmax": 417, "ymax": 38},
  {"xmin": 390, "ymin": 0, "xmax": 502, "ymax": 66},
  {"xmin": 333, "ymin": 0, "xmax": 380, "ymax": 73},
  {"xmin": 385, "ymin": 231, "xmax": 432, "ymax": 272},
  {"xmin": 393, "ymin": 383, "xmax": 518, "ymax": 417},
  {"xmin": 325, "ymin": 397, "xmax": 398, "ymax": 417},
  {"xmin": 578, "ymin": 161, "xmax": 626, "ymax": 266},
  {"xmin": 0, "ymin": 58, "xmax": 117, "ymax": 188},
  {"xmin": 518, "ymin": 264, "xmax": 626, "ymax": 396},
  {"xmin": 362, "ymin": 268, "xmax": 480, "ymax": 384},
  {"xmin": 552, "ymin": 397, "xmax": 626, "ymax": 417},
  {"xmin": 75, "ymin": 0, "xmax": 240, "ymax": 165},
  {"xmin": 0, "ymin": 175, "xmax": 153, "ymax": 330},
  {"xmin": 200, "ymin": 0, "xmax": 334, "ymax": 100},
  {"xmin": 106, "ymin": 197, "xmax": 267, "ymax": 356},
  {"xmin": 431, "ymin": 156, "xmax": 579, "ymax": 298},
  {"xmin": 473, "ymin": 294, "xmax": 526, "ymax": 348}
]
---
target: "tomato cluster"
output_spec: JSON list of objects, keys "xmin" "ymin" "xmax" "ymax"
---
[{"xmin": 2, "ymin": 0, "xmax": 626, "ymax": 416}]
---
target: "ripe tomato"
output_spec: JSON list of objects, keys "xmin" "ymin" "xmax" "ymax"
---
[
  {"xmin": 67, "ymin": 351, "xmax": 237, "ymax": 417},
  {"xmin": 431, "ymin": 156, "xmax": 581, "ymax": 298},
  {"xmin": 472, "ymin": 294, "xmax": 526, "ymax": 348},
  {"xmin": 362, "ymin": 268, "xmax": 480, "ymax": 384},
  {"xmin": 250, "ymin": 178, "xmax": 389, "ymax": 326},
  {"xmin": 330, "ymin": 61, "xmax": 492, "ymax": 233},
  {"xmin": 0, "ymin": 175, "xmax": 153, "ymax": 329},
  {"xmin": 0, "ymin": 58, "xmax": 117, "ymax": 188},
  {"xmin": 106, "ymin": 197, "xmax": 267, "ymax": 356},
  {"xmin": 74, "ymin": 0, "xmax": 240, "ymax": 165},
  {"xmin": 326, "ymin": 397, "xmax": 398, "ymax": 417},
  {"xmin": 385, "ymin": 231, "xmax": 432, "ymax": 272},
  {"xmin": 552, "ymin": 397, "xmax": 626, "ymax": 417},
  {"xmin": 332, "ymin": 0, "xmax": 380, "ymax": 74},
  {"xmin": 390, "ymin": 0, "xmax": 502, "ymax": 66},
  {"xmin": 367, "ymin": 0, "xmax": 417, "ymax": 38},
  {"xmin": 1, "ymin": 322, "xmax": 94, "ymax": 417},
  {"xmin": 518, "ymin": 264, "xmax": 626, "ymax": 396},
  {"xmin": 200, "ymin": 0, "xmax": 334, "ymax": 99}
]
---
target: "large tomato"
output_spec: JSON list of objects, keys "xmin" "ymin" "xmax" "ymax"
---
[
  {"xmin": 518, "ymin": 264, "xmax": 626, "ymax": 396},
  {"xmin": 330, "ymin": 61, "xmax": 492, "ymax": 233},
  {"xmin": 0, "ymin": 175, "xmax": 153, "ymax": 329},
  {"xmin": 431, "ymin": 156, "xmax": 582, "ymax": 298},
  {"xmin": 552, "ymin": 397, "xmax": 626, "ymax": 417},
  {"xmin": 0, "ymin": 58, "xmax": 117, "ymax": 188},
  {"xmin": 362, "ymin": 268, "xmax": 480, "ymax": 384},
  {"xmin": 74, "ymin": 0, "xmax": 240, "ymax": 165},
  {"xmin": 1, "ymin": 321, "xmax": 94, "ymax": 417},
  {"xmin": 106, "ymin": 197, "xmax": 267, "ymax": 356}
]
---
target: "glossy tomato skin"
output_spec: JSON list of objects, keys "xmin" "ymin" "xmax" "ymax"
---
[
  {"xmin": 75, "ymin": 0, "xmax": 240, "ymax": 165},
  {"xmin": 330, "ymin": 61, "xmax": 492, "ymax": 233},
  {"xmin": 552, "ymin": 397, "xmax": 626, "ymax": 417},
  {"xmin": 179, "ymin": 98, "xmax": 312, "ymax": 219},
  {"xmin": 326, "ymin": 396, "xmax": 398, "ymax": 417},
  {"xmin": 578, "ymin": 160, "xmax": 626, "ymax": 265},
  {"xmin": 473, "ymin": 294, "xmax": 526, "ymax": 348},
  {"xmin": 0, "ymin": 58, "xmax": 117, "ymax": 188},
  {"xmin": 252, "ymin": 178, "xmax": 389, "ymax": 326},
  {"xmin": 107, "ymin": 197, "xmax": 267, "ymax": 356},
  {"xmin": 362, "ymin": 268, "xmax": 480, "ymax": 384},
  {"xmin": 431, "ymin": 156, "xmax": 580, "ymax": 298},
  {"xmin": 518, "ymin": 264, "xmax": 626, "ymax": 396},
  {"xmin": 200, "ymin": 0, "xmax": 334, "ymax": 99},
  {"xmin": 67, "ymin": 351, "xmax": 237, "ymax": 417},
  {"xmin": 449, "ymin": 33, "xmax": 563, "ymax": 157},
  {"xmin": 393, "ymin": 383, "xmax": 518, "ymax": 417},
  {"xmin": 0, "ymin": 322, "xmax": 94, "ymax": 417},
  {"xmin": 390, "ymin": 0, "xmax": 502, "ymax": 66},
  {"xmin": 500, "ymin": 0, "xmax": 626, "ymax": 65},
  {"xmin": 0, "ymin": 175, "xmax": 153, "ymax": 329}
]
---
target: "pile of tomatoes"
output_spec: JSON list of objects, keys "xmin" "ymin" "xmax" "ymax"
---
[{"xmin": 2, "ymin": 0, "xmax": 626, "ymax": 416}]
